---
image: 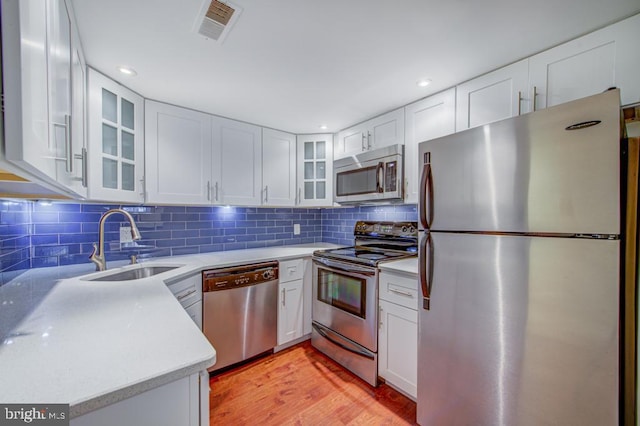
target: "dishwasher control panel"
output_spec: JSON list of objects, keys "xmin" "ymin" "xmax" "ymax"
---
[{"xmin": 202, "ymin": 261, "xmax": 279, "ymax": 292}]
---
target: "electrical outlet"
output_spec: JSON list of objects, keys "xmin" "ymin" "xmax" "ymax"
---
[
  {"xmin": 293, "ymin": 223, "xmax": 301, "ymax": 235},
  {"xmin": 120, "ymin": 226, "xmax": 133, "ymax": 243}
]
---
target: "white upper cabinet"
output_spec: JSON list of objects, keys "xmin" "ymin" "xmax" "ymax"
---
[
  {"xmin": 2, "ymin": 0, "xmax": 55, "ymax": 181},
  {"xmin": 145, "ymin": 101, "xmax": 212, "ymax": 205},
  {"xmin": 262, "ymin": 128, "xmax": 296, "ymax": 206},
  {"xmin": 212, "ymin": 116, "xmax": 262, "ymax": 206},
  {"xmin": 456, "ymin": 59, "xmax": 529, "ymax": 131},
  {"xmin": 404, "ymin": 89, "xmax": 456, "ymax": 204},
  {"xmin": 335, "ymin": 108, "xmax": 405, "ymax": 159},
  {"xmin": 47, "ymin": 0, "xmax": 73, "ymax": 185},
  {"xmin": 87, "ymin": 69, "xmax": 144, "ymax": 203},
  {"xmin": 296, "ymin": 134, "xmax": 333, "ymax": 207},
  {"xmin": 529, "ymin": 13, "xmax": 640, "ymax": 109},
  {"xmin": 57, "ymin": 1, "xmax": 88, "ymax": 197},
  {"xmin": 1, "ymin": 0, "xmax": 86, "ymax": 197}
]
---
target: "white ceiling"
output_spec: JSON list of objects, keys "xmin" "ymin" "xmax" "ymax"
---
[{"xmin": 71, "ymin": 0, "xmax": 640, "ymax": 134}]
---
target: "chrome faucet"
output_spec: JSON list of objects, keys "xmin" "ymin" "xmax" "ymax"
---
[{"xmin": 89, "ymin": 208, "xmax": 142, "ymax": 271}]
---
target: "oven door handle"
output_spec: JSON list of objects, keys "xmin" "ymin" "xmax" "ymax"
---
[
  {"xmin": 312, "ymin": 322, "xmax": 375, "ymax": 360},
  {"xmin": 313, "ymin": 257, "xmax": 376, "ymax": 276}
]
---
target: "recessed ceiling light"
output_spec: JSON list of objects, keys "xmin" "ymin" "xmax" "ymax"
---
[
  {"xmin": 117, "ymin": 66, "xmax": 137, "ymax": 77},
  {"xmin": 416, "ymin": 79, "xmax": 431, "ymax": 88},
  {"xmin": 319, "ymin": 125, "xmax": 328, "ymax": 130}
]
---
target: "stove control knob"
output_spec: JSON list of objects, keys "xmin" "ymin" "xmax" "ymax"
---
[
  {"xmin": 409, "ymin": 226, "xmax": 415, "ymax": 234},
  {"xmin": 263, "ymin": 270, "xmax": 274, "ymax": 280},
  {"xmin": 401, "ymin": 226, "xmax": 408, "ymax": 233}
]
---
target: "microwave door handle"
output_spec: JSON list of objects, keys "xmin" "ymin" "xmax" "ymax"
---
[
  {"xmin": 376, "ymin": 162, "xmax": 384, "ymax": 193},
  {"xmin": 419, "ymin": 233, "xmax": 434, "ymax": 310},
  {"xmin": 419, "ymin": 152, "xmax": 433, "ymax": 229}
]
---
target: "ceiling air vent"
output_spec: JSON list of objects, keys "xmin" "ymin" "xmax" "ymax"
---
[{"xmin": 195, "ymin": 0, "xmax": 242, "ymax": 43}]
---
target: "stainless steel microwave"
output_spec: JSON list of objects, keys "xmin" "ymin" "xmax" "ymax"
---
[{"xmin": 333, "ymin": 144, "xmax": 404, "ymax": 204}]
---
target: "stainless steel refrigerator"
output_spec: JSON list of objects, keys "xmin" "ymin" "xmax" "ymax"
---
[{"xmin": 417, "ymin": 89, "xmax": 638, "ymax": 425}]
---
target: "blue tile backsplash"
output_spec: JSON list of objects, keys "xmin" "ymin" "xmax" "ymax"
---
[
  {"xmin": 0, "ymin": 201, "xmax": 418, "ymax": 285},
  {"xmin": 321, "ymin": 205, "xmax": 418, "ymax": 246},
  {"xmin": 0, "ymin": 201, "xmax": 31, "ymax": 283}
]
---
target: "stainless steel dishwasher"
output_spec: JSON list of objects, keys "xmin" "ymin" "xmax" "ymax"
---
[{"xmin": 202, "ymin": 261, "xmax": 278, "ymax": 372}]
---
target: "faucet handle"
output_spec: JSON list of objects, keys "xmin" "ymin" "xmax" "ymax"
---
[
  {"xmin": 130, "ymin": 255, "xmax": 137, "ymax": 265},
  {"xmin": 90, "ymin": 243, "xmax": 98, "ymax": 257}
]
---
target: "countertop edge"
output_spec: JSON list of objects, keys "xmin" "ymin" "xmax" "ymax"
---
[{"xmin": 70, "ymin": 355, "xmax": 216, "ymax": 418}]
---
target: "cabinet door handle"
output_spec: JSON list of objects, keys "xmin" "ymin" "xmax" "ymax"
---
[
  {"xmin": 264, "ymin": 186, "xmax": 269, "ymax": 203},
  {"xmin": 281, "ymin": 288, "xmax": 286, "ymax": 306},
  {"xmin": 532, "ymin": 86, "xmax": 538, "ymax": 112},
  {"xmin": 367, "ymin": 131, "xmax": 372, "ymax": 150},
  {"xmin": 517, "ymin": 91, "xmax": 522, "ymax": 116},
  {"xmin": 215, "ymin": 182, "xmax": 219, "ymax": 202},
  {"xmin": 379, "ymin": 306, "xmax": 383, "ymax": 329},
  {"xmin": 361, "ymin": 133, "xmax": 366, "ymax": 151},
  {"xmin": 207, "ymin": 181, "xmax": 211, "ymax": 201},
  {"xmin": 297, "ymin": 187, "xmax": 301, "ymax": 205},
  {"xmin": 139, "ymin": 177, "xmax": 146, "ymax": 201},
  {"xmin": 72, "ymin": 147, "xmax": 88, "ymax": 187},
  {"xmin": 65, "ymin": 115, "xmax": 72, "ymax": 173},
  {"xmin": 389, "ymin": 288, "xmax": 413, "ymax": 298}
]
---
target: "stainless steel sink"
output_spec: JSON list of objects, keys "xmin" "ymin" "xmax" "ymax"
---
[{"xmin": 87, "ymin": 266, "xmax": 181, "ymax": 282}]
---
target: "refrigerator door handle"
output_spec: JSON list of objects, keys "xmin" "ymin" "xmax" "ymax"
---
[
  {"xmin": 419, "ymin": 233, "xmax": 434, "ymax": 310},
  {"xmin": 419, "ymin": 152, "xmax": 433, "ymax": 229}
]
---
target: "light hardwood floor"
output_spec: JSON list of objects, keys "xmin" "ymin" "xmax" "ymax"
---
[{"xmin": 209, "ymin": 340, "xmax": 417, "ymax": 425}]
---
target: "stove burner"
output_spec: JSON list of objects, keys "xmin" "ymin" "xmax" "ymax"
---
[{"xmin": 358, "ymin": 253, "xmax": 386, "ymax": 260}]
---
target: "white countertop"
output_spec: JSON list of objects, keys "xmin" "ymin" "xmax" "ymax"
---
[
  {"xmin": 379, "ymin": 257, "xmax": 418, "ymax": 275},
  {"xmin": 0, "ymin": 243, "xmax": 337, "ymax": 418}
]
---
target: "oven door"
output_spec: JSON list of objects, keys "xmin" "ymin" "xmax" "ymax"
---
[{"xmin": 312, "ymin": 257, "xmax": 378, "ymax": 352}]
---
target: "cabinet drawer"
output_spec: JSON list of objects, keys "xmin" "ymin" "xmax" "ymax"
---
[
  {"xmin": 279, "ymin": 258, "xmax": 304, "ymax": 283},
  {"xmin": 379, "ymin": 271, "xmax": 419, "ymax": 310},
  {"xmin": 166, "ymin": 273, "xmax": 202, "ymax": 308}
]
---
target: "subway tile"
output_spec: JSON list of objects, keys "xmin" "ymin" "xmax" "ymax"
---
[
  {"xmin": 199, "ymin": 244, "xmax": 223, "ymax": 253},
  {"xmin": 199, "ymin": 228, "xmax": 223, "ymax": 237},
  {"xmin": 34, "ymin": 223, "xmax": 81, "ymax": 234},
  {"xmin": 171, "ymin": 247, "xmax": 199, "ymax": 256},
  {"xmin": 33, "ymin": 203, "xmax": 79, "ymax": 212},
  {"xmin": 171, "ymin": 213, "xmax": 201, "ymax": 221},
  {"xmin": 223, "ymin": 242, "xmax": 247, "ymax": 251},
  {"xmin": 172, "ymin": 229, "xmax": 200, "ymax": 239},
  {"xmin": 156, "ymin": 239, "xmax": 185, "ymax": 248},
  {"xmin": 186, "ymin": 221, "xmax": 214, "ymax": 230},
  {"xmin": 186, "ymin": 237, "xmax": 212, "ymax": 246}
]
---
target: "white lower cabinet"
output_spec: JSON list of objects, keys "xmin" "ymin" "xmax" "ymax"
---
[
  {"xmin": 278, "ymin": 279, "xmax": 304, "ymax": 345},
  {"xmin": 277, "ymin": 258, "xmax": 305, "ymax": 345},
  {"xmin": 378, "ymin": 270, "xmax": 418, "ymax": 399},
  {"xmin": 71, "ymin": 371, "xmax": 209, "ymax": 426},
  {"xmin": 166, "ymin": 273, "xmax": 203, "ymax": 329}
]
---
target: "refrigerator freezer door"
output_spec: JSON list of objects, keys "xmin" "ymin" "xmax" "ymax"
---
[
  {"xmin": 417, "ymin": 232, "xmax": 619, "ymax": 425},
  {"xmin": 418, "ymin": 90, "xmax": 620, "ymax": 235}
]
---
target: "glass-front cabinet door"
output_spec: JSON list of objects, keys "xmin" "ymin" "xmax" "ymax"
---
[
  {"xmin": 296, "ymin": 134, "xmax": 333, "ymax": 206},
  {"xmin": 87, "ymin": 69, "xmax": 144, "ymax": 202}
]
